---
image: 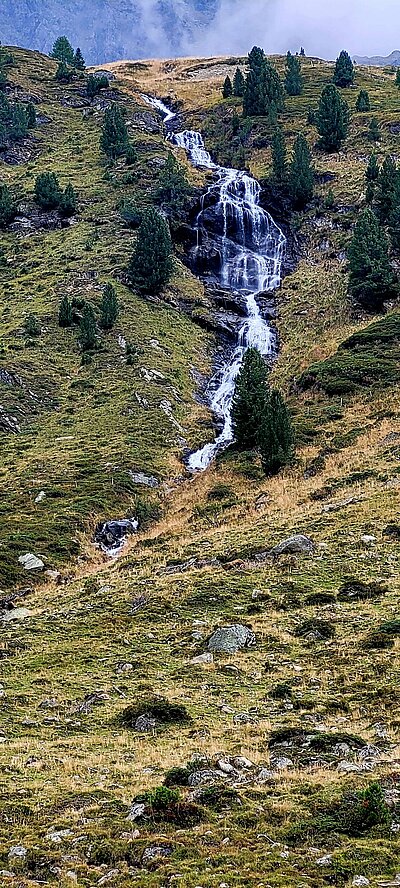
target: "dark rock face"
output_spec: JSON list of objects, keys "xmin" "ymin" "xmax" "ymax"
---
[
  {"xmin": 94, "ymin": 518, "xmax": 138, "ymax": 552},
  {"xmin": 0, "ymin": 0, "xmax": 218, "ymax": 65}
]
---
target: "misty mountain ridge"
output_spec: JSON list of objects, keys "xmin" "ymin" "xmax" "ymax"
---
[
  {"xmin": 354, "ymin": 49, "xmax": 400, "ymax": 66},
  {"xmin": 0, "ymin": 0, "xmax": 218, "ymax": 64}
]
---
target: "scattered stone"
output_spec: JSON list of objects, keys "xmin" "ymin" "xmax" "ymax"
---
[
  {"xmin": 0, "ymin": 873, "xmax": 15, "ymax": 879},
  {"xmin": 142, "ymin": 844, "xmax": 172, "ymax": 865},
  {"xmin": 270, "ymin": 755, "xmax": 294, "ymax": 771},
  {"xmin": 257, "ymin": 768, "xmax": 276, "ymax": 783},
  {"xmin": 269, "ymin": 535, "xmax": 316, "ymax": 556},
  {"xmin": 134, "ymin": 714, "xmax": 157, "ymax": 733},
  {"xmin": 18, "ymin": 553, "xmax": 44, "ymax": 570},
  {"xmin": 128, "ymin": 802, "xmax": 146, "ymax": 821},
  {"xmin": 34, "ymin": 490, "xmax": 46, "ymax": 503},
  {"xmin": 360, "ymin": 535, "xmax": 376, "ymax": 546},
  {"xmin": 129, "ymin": 472, "xmax": 159, "ymax": 488},
  {"xmin": 2, "ymin": 607, "xmax": 30, "ymax": 622},
  {"xmin": 317, "ymin": 855, "xmax": 333, "ymax": 866},
  {"xmin": 232, "ymin": 756, "xmax": 254, "ymax": 770},
  {"xmin": 337, "ymin": 760, "xmax": 361, "ymax": 773},
  {"xmin": 190, "ymin": 652, "xmax": 214, "ymax": 665},
  {"xmin": 45, "ymin": 569, "xmax": 61, "ymax": 582},
  {"xmin": 45, "ymin": 829, "xmax": 72, "ymax": 843},
  {"xmin": 358, "ymin": 744, "xmax": 382, "ymax": 761},
  {"xmin": 188, "ymin": 769, "xmax": 227, "ymax": 787},
  {"xmin": 233, "ymin": 712, "xmax": 258, "ymax": 725},
  {"xmin": 323, "ymin": 496, "xmax": 361, "ymax": 513},
  {"xmin": 8, "ymin": 846, "xmax": 27, "ymax": 860},
  {"xmin": 98, "ymin": 872, "xmax": 120, "ymax": 886},
  {"xmin": 352, "ymin": 878, "xmax": 370, "ymax": 887},
  {"xmin": 207, "ymin": 624, "xmax": 256, "ymax": 654}
]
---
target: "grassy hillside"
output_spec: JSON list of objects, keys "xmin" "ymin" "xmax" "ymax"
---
[{"xmin": 0, "ymin": 48, "xmax": 399, "ymax": 888}]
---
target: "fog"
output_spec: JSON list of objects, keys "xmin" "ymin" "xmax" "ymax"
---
[{"xmin": 191, "ymin": 0, "xmax": 399, "ymax": 59}]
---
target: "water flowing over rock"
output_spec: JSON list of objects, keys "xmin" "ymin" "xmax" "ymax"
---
[
  {"xmin": 143, "ymin": 96, "xmax": 286, "ymax": 471},
  {"xmin": 94, "ymin": 518, "xmax": 138, "ymax": 554}
]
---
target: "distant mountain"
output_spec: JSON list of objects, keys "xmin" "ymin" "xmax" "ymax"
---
[
  {"xmin": 0, "ymin": 0, "xmax": 218, "ymax": 65},
  {"xmin": 354, "ymin": 50, "xmax": 400, "ymax": 67}
]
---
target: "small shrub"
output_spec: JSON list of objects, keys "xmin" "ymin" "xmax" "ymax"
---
[
  {"xmin": 194, "ymin": 784, "xmax": 239, "ymax": 811},
  {"xmin": 305, "ymin": 591, "xmax": 336, "ymax": 605},
  {"xmin": 118, "ymin": 695, "xmax": 191, "ymax": 729},
  {"xmin": 24, "ymin": 314, "xmax": 41, "ymax": 337},
  {"xmin": 164, "ymin": 766, "xmax": 192, "ymax": 787},
  {"xmin": 294, "ymin": 619, "xmax": 335, "ymax": 640},
  {"xmin": 338, "ymin": 578, "xmax": 389, "ymax": 602},
  {"xmin": 207, "ymin": 483, "xmax": 235, "ymax": 501}
]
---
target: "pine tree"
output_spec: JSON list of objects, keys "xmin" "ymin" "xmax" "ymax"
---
[
  {"xmin": 389, "ymin": 176, "xmax": 400, "ymax": 252},
  {"xmin": 26, "ymin": 102, "xmax": 37, "ymax": 128},
  {"xmin": 300, "ymin": 47, "xmax": 306, "ymax": 56},
  {"xmin": 154, "ymin": 151, "xmax": 190, "ymax": 218},
  {"xmin": 333, "ymin": 50, "xmax": 354, "ymax": 87},
  {"xmin": 87, "ymin": 74, "xmax": 109, "ymax": 98},
  {"xmin": 55, "ymin": 61, "xmax": 73, "ymax": 83},
  {"xmin": 125, "ymin": 143, "xmax": 137, "ymax": 166},
  {"xmin": 100, "ymin": 283, "xmax": 118, "ymax": 330},
  {"xmin": 58, "ymin": 295, "xmax": 73, "ymax": 327},
  {"xmin": 60, "ymin": 182, "xmax": 76, "ymax": 217},
  {"xmin": 232, "ymin": 347, "xmax": 270, "ymax": 449},
  {"xmin": 375, "ymin": 155, "xmax": 398, "ymax": 223},
  {"xmin": 0, "ymin": 184, "xmax": 16, "ymax": 227},
  {"xmin": 316, "ymin": 84, "xmax": 349, "ymax": 152},
  {"xmin": 51, "ymin": 36, "xmax": 75, "ymax": 65},
  {"xmin": 34, "ymin": 172, "xmax": 62, "ymax": 209},
  {"xmin": 285, "ymin": 51, "xmax": 303, "ymax": 96},
  {"xmin": 129, "ymin": 208, "xmax": 173, "ymax": 294},
  {"xmin": 73, "ymin": 47, "xmax": 86, "ymax": 70},
  {"xmin": 289, "ymin": 133, "xmax": 314, "ymax": 208},
  {"xmin": 368, "ymin": 117, "xmax": 381, "ymax": 142},
  {"xmin": 233, "ymin": 67, "xmax": 245, "ymax": 97},
  {"xmin": 79, "ymin": 302, "xmax": 97, "ymax": 350},
  {"xmin": 348, "ymin": 208, "xmax": 396, "ymax": 311},
  {"xmin": 243, "ymin": 47, "xmax": 284, "ymax": 117},
  {"xmin": 396, "ymin": 68, "xmax": 400, "ymax": 88},
  {"xmin": 355, "ymin": 89, "xmax": 370, "ymax": 112},
  {"xmin": 100, "ymin": 104, "xmax": 128, "ymax": 159},
  {"xmin": 271, "ymin": 126, "xmax": 287, "ymax": 184},
  {"xmin": 222, "ymin": 75, "xmax": 233, "ymax": 98},
  {"xmin": 366, "ymin": 154, "xmax": 379, "ymax": 182},
  {"xmin": 259, "ymin": 389, "xmax": 294, "ymax": 475},
  {"xmin": 10, "ymin": 104, "xmax": 28, "ymax": 140}
]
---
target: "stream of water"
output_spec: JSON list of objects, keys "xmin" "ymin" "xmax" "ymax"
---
[{"xmin": 142, "ymin": 96, "xmax": 286, "ymax": 471}]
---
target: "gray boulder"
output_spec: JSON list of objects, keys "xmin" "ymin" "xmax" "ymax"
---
[
  {"xmin": 18, "ymin": 553, "xmax": 44, "ymax": 570},
  {"xmin": 270, "ymin": 535, "xmax": 315, "ymax": 556},
  {"xmin": 188, "ymin": 769, "xmax": 227, "ymax": 787},
  {"xmin": 207, "ymin": 624, "xmax": 256, "ymax": 654}
]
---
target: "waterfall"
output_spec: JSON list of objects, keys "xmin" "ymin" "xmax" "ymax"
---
[{"xmin": 142, "ymin": 96, "xmax": 286, "ymax": 472}]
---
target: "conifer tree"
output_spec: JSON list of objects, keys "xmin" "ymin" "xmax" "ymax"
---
[
  {"xmin": 355, "ymin": 89, "xmax": 370, "ymax": 112},
  {"xmin": 389, "ymin": 177, "xmax": 400, "ymax": 252},
  {"xmin": 259, "ymin": 388, "xmax": 294, "ymax": 475},
  {"xmin": 396, "ymin": 68, "xmax": 400, "ymax": 88},
  {"xmin": 368, "ymin": 117, "xmax": 381, "ymax": 142},
  {"xmin": 100, "ymin": 104, "xmax": 129, "ymax": 159},
  {"xmin": 73, "ymin": 47, "xmax": 86, "ymax": 70},
  {"xmin": 79, "ymin": 302, "xmax": 97, "ymax": 350},
  {"xmin": 243, "ymin": 47, "xmax": 284, "ymax": 117},
  {"xmin": 233, "ymin": 67, "xmax": 245, "ymax": 97},
  {"xmin": 154, "ymin": 152, "xmax": 190, "ymax": 218},
  {"xmin": 264, "ymin": 60, "xmax": 285, "ymax": 113},
  {"xmin": 125, "ymin": 143, "xmax": 137, "ymax": 166},
  {"xmin": 285, "ymin": 51, "xmax": 303, "ymax": 96},
  {"xmin": 232, "ymin": 347, "xmax": 270, "ymax": 450},
  {"xmin": 316, "ymin": 84, "xmax": 349, "ymax": 151},
  {"xmin": 51, "ymin": 36, "xmax": 75, "ymax": 65},
  {"xmin": 222, "ymin": 75, "xmax": 233, "ymax": 98},
  {"xmin": 333, "ymin": 50, "xmax": 354, "ymax": 87},
  {"xmin": 0, "ymin": 183, "xmax": 16, "ymax": 227},
  {"xmin": 34, "ymin": 172, "xmax": 62, "ymax": 209},
  {"xmin": 366, "ymin": 154, "xmax": 379, "ymax": 182},
  {"xmin": 55, "ymin": 61, "xmax": 73, "ymax": 83},
  {"xmin": 10, "ymin": 104, "xmax": 28, "ymax": 140},
  {"xmin": 60, "ymin": 182, "xmax": 76, "ymax": 217},
  {"xmin": 375, "ymin": 155, "xmax": 398, "ymax": 223},
  {"xmin": 100, "ymin": 283, "xmax": 118, "ymax": 330},
  {"xmin": 58, "ymin": 295, "xmax": 73, "ymax": 327},
  {"xmin": 289, "ymin": 133, "xmax": 314, "ymax": 208},
  {"xmin": 348, "ymin": 208, "xmax": 396, "ymax": 311},
  {"xmin": 300, "ymin": 47, "xmax": 305, "ymax": 56},
  {"xmin": 129, "ymin": 208, "xmax": 173, "ymax": 294},
  {"xmin": 271, "ymin": 126, "xmax": 287, "ymax": 184},
  {"xmin": 26, "ymin": 102, "xmax": 37, "ymax": 128}
]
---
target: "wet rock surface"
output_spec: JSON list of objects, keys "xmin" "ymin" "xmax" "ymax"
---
[{"xmin": 94, "ymin": 518, "xmax": 138, "ymax": 552}]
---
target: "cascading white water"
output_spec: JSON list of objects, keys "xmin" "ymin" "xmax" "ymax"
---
[{"xmin": 142, "ymin": 96, "xmax": 286, "ymax": 472}]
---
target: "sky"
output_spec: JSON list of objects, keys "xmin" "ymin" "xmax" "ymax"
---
[{"xmin": 194, "ymin": 0, "xmax": 400, "ymax": 59}]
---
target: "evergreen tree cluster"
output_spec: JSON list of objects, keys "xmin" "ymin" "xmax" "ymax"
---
[
  {"xmin": 153, "ymin": 152, "xmax": 192, "ymax": 223},
  {"xmin": 51, "ymin": 37, "xmax": 85, "ymax": 70},
  {"xmin": 348, "ymin": 209, "xmax": 396, "ymax": 311},
  {"xmin": 0, "ymin": 43, "xmax": 14, "ymax": 85},
  {"xmin": 34, "ymin": 172, "xmax": 77, "ymax": 216},
  {"xmin": 243, "ymin": 47, "xmax": 284, "ymax": 118},
  {"xmin": 87, "ymin": 74, "xmax": 109, "ymax": 99},
  {"xmin": 0, "ymin": 183, "xmax": 16, "ymax": 227},
  {"xmin": 316, "ymin": 84, "xmax": 349, "ymax": 151},
  {"xmin": 232, "ymin": 348, "xmax": 294, "ymax": 474},
  {"xmin": 59, "ymin": 283, "xmax": 119, "ymax": 354},
  {"xmin": 271, "ymin": 127, "xmax": 314, "ymax": 208},
  {"xmin": 0, "ymin": 92, "xmax": 36, "ymax": 148},
  {"xmin": 333, "ymin": 50, "xmax": 355, "ymax": 88}
]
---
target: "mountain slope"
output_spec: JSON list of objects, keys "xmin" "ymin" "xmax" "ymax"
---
[
  {"xmin": 0, "ymin": 0, "xmax": 217, "ymax": 64},
  {"xmin": 354, "ymin": 50, "xmax": 400, "ymax": 66}
]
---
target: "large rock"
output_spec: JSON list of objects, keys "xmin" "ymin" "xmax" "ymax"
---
[
  {"xmin": 94, "ymin": 518, "xmax": 138, "ymax": 552},
  {"xmin": 18, "ymin": 553, "xmax": 44, "ymax": 570},
  {"xmin": 269, "ymin": 535, "xmax": 315, "ymax": 556},
  {"xmin": 207, "ymin": 624, "xmax": 256, "ymax": 655}
]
